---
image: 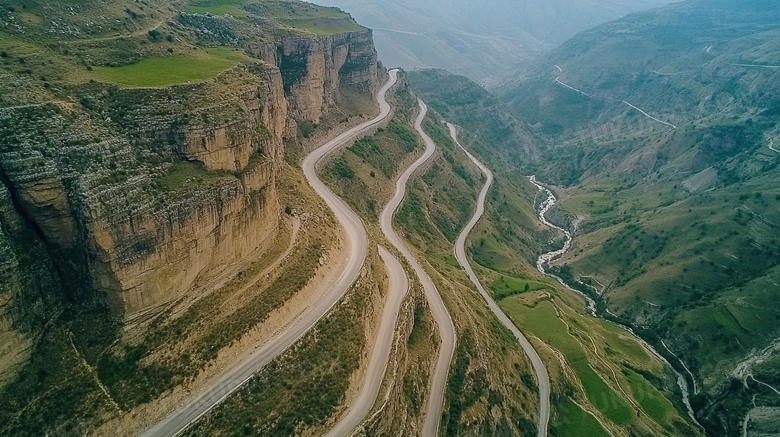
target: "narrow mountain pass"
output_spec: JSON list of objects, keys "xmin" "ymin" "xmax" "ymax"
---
[
  {"xmin": 140, "ymin": 69, "xmax": 399, "ymax": 437},
  {"xmin": 449, "ymin": 123, "xmax": 551, "ymax": 437},
  {"xmin": 379, "ymin": 100, "xmax": 457, "ymax": 437},
  {"xmin": 326, "ymin": 246, "xmax": 409, "ymax": 437}
]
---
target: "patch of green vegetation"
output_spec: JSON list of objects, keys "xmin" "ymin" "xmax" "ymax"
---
[
  {"xmin": 349, "ymin": 136, "xmax": 381, "ymax": 160},
  {"xmin": 156, "ymin": 161, "xmax": 236, "ymax": 192},
  {"xmin": 279, "ymin": 18, "xmax": 364, "ymax": 35},
  {"xmin": 0, "ymin": 325, "xmax": 115, "ymax": 436},
  {"xmin": 443, "ymin": 255, "xmax": 460, "ymax": 268},
  {"xmin": 501, "ymin": 299, "xmax": 580, "ymax": 358},
  {"xmin": 470, "ymin": 234, "xmax": 516, "ymax": 272},
  {"xmin": 92, "ymin": 48, "xmax": 248, "ymax": 87},
  {"xmin": 243, "ymin": 0, "xmax": 364, "ymax": 35},
  {"xmin": 395, "ymin": 300, "xmax": 439, "ymax": 426},
  {"xmin": 407, "ymin": 304, "xmax": 428, "ymax": 347},
  {"xmin": 570, "ymin": 360, "xmax": 633, "ymax": 425},
  {"xmin": 624, "ymin": 369, "xmax": 674, "ymax": 425},
  {"xmin": 395, "ymin": 187, "xmax": 436, "ymax": 242},
  {"xmin": 329, "ymin": 157, "xmax": 355, "ymax": 179},
  {"xmin": 599, "ymin": 321, "xmax": 650, "ymax": 363},
  {"xmin": 386, "ymin": 118, "xmax": 419, "ymax": 152},
  {"xmin": 552, "ymin": 396, "xmax": 609, "ymax": 437},
  {"xmin": 297, "ymin": 120, "xmax": 317, "ymax": 138},
  {"xmin": 347, "ymin": 117, "xmax": 419, "ymax": 178},
  {"xmin": 501, "ymin": 298, "xmax": 633, "ymax": 426},
  {"xmin": 195, "ymin": 242, "xmax": 323, "ymax": 362},
  {"xmin": 185, "ymin": 0, "xmax": 251, "ymax": 17},
  {"xmin": 489, "ymin": 274, "xmax": 546, "ymax": 300},
  {"xmin": 255, "ymin": 0, "xmax": 352, "ymax": 20},
  {"xmin": 443, "ymin": 332, "xmax": 489, "ymax": 436}
]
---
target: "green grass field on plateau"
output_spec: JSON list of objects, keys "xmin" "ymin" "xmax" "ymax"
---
[
  {"xmin": 185, "ymin": 0, "xmax": 252, "ymax": 17},
  {"xmin": 186, "ymin": 0, "xmax": 364, "ymax": 35},
  {"xmin": 92, "ymin": 47, "xmax": 248, "ymax": 87}
]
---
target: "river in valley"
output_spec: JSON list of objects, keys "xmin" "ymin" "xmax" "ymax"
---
[{"xmin": 528, "ymin": 175, "xmax": 703, "ymax": 430}]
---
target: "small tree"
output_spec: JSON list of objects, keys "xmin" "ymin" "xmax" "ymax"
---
[{"xmin": 148, "ymin": 29, "xmax": 162, "ymax": 42}]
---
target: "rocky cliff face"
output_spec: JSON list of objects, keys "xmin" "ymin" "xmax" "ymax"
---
[
  {"xmin": 87, "ymin": 66, "xmax": 289, "ymax": 317},
  {"xmin": 251, "ymin": 30, "xmax": 378, "ymax": 122},
  {"xmin": 0, "ymin": 26, "xmax": 378, "ymax": 383},
  {"xmin": 0, "ymin": 174, "xmax": 63, "ymax": 384}
]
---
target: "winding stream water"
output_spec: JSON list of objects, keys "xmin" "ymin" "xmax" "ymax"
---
[{"xmin": 528, "ymin": 175, "xmax": 704, "ymax": 430}]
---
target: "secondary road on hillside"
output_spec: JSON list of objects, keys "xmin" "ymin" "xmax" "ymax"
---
[
  {"xmin": 325, "ymin": 246, "xmax": 409, "ymax": 437},
  {"xmin": 554, "ymin": 65, "xmax": 676, "ymax": 130},
  {"xmin": 140, "ymin": 69, "xmax": 399, "ymax": 437},
  {"xmin": 379, "ymin": 100, "xmax": 457, "ymax": 437},
  {"xmin": 448, "ymin": 123, "xmax": 550, "ymax": 437}
]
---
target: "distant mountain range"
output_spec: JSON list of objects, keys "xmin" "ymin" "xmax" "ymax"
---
[
  {"xmin": 312, "ymin": 0, "xmax": 671, "ymax": 84},
  {"xmin": 496, "ymin": 1, "xmax": 780, "ymax": 434}
]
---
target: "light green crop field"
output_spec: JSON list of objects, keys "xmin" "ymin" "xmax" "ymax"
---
[
  {"xmin": 624, "ymin": 368, "xmax": 675, "ymax": 425},
  {"xmin": 261, "ymin": 1, "xmax": 351, "ymax": 20},
  {"xmin": 91, "ymin": 47, "xmax": 248, "ymax": 87},
  {"xmin": 158, "ymin": 161, "xmax": 236, "ymax": 192},
  {"xmin": 501, "ymin": 299, "xmax": 582, "ymax": 359},
  {"xmin": 554, "ymin": 396, "xmax": 610, "ymax": 437},
  {"xmin": 599, "ymin": 320, "xmax": 650, "ymax": 363},
  {"xmin": 183, "ymin": 0, "xmax": 365, "ymax": 33},
  {"xmin": 470, "ymin": 233, "xmax": 517, "ymax": 272},
  {"xmin": 501, "ymin": 297, "xmax": 636, "ymax": 427},
  {"xmin": 571, "ymin": 360, "xmax": 633, "ymax": 425}
]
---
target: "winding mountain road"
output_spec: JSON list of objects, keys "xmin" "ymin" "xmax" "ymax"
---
[
  {"xmin": 553, "ymin": 65, "xmax": 676, "ymax": 130},
  {"xmin": 380, "ymin": 100, "xmax": 457, "ymax": 437},
  {"xmin": 325, "ymin": 246, "xmax": 409, "ymax": 437},
  {"xmin": 448, "ymin": 123, "xmax": 550, "ymax": 437},
  {"xmin": 140, "ymin": 69, "xmax": 399, "ymax": 437}
]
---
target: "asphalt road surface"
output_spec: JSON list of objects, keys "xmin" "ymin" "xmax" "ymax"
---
[
  {"xmin": 449, "ymin": 123, "xmax": 550, "ymax": 437},
  {"xmin": 140, "ymin": 69, "xmax": 399, "ymax": 437},
  {"xmin": 325, "ymin": 246, "xmax": 409, "ymax": 437},
  {"xmin": 379, "ymin": 100, "xmax": 457, "ymax": 437}
]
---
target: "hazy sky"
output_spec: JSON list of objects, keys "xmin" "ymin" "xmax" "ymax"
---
[{"xmin": 314, "ymin": 0, "xmax": 673, "ymax": 83}]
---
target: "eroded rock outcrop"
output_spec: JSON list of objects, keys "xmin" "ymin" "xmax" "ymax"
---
[
  {"xmin": 0, "ymin": 4, "xmax": 379, "ymax": 395},
  {"xmin": 0, "ymin": 180, "xmax": 62, "ymax": 385},
  {"xmin": 251, "ymin": 30, "xmax": 378, "ymax": 122},
  {"xmin": 0, "ymin": 32, "xmax": 377, "ymax": 327}
]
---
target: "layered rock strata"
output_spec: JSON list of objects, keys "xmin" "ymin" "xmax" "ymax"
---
[{"xmin": 0, "ymin": 27, "xmax": 378, "ymax": 384}]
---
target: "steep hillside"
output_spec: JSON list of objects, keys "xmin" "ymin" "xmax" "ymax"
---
[
  {"xmin": 496, "ymin": 1, "xmax": 780, "ymax": 435},
  {"xmin": 313, "ymin": 0, "xmax": 670, "ymax": 84},
  {"xmin": 0, "ymin": 0, "xmax": 381, "ymax": 435},
  {"xmin": 318, "ymin": 82, "xmax": 543, "ymax": 435},
  {"xmin": 409, "ymin": 73, "xmax": 702, "ymax": 437}
]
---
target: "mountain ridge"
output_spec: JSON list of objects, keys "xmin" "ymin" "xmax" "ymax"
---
[
  {"xmin": 311, "ymin": 0, "xmax": 672, "ymax": 84},
  {"xmin": 494, "ymin": 1, "xmax": 780, "ymax": 434}
]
